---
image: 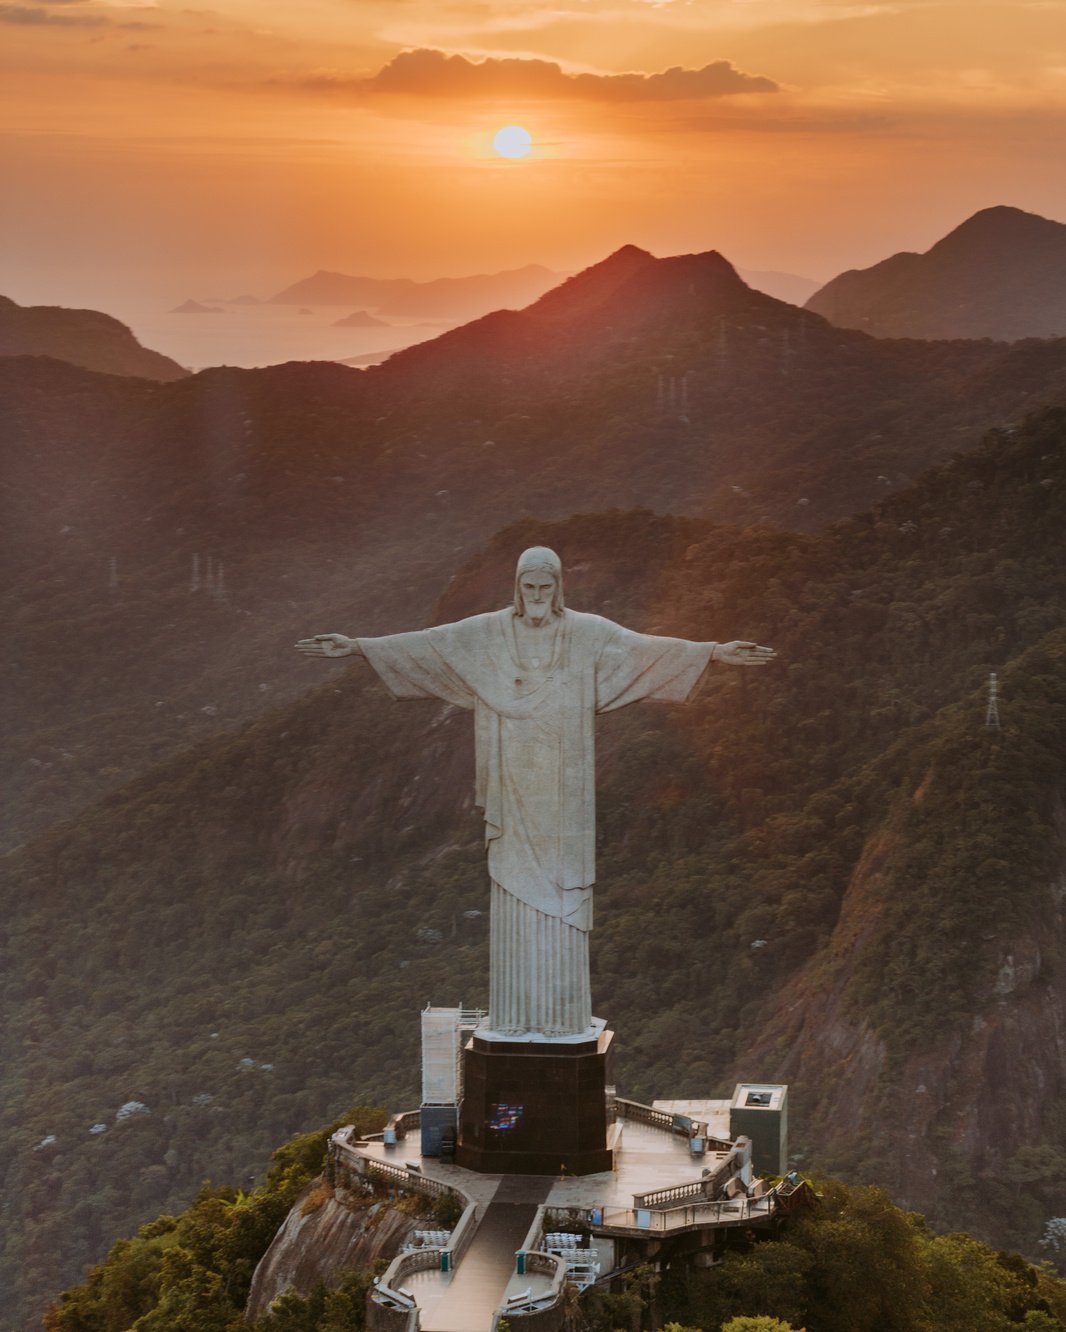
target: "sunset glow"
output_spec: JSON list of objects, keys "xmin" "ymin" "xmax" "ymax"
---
[{"xmin": 0, "ymin": 0, "xmax": 1064, "ymax": 311}]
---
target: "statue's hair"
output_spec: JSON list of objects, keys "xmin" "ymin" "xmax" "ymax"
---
[{"xmin": 514, "ymin": 546, "xmax": 565, "ymax": 616}]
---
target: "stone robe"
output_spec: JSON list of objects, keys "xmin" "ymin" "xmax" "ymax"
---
[{"xmin": 359, "ymin": 608, "xmax": 714, "ymax": 1035}]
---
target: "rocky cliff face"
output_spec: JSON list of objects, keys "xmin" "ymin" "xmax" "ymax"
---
[{"xmin": 245, "ymin": 1178, "xmax": 424, "ymax": 1320}]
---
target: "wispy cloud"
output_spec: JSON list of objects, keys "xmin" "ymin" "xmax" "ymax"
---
[
  {"xmin": 306, "ymin": 47, "xmax": 779, "ymax": 100},
  {"xmin": 0, "ymin": 2, "xmax": 156, "ymax": 24},
  {"xmin": 0, "ymin": 3, "xmax": 109, "ymax": 23}
]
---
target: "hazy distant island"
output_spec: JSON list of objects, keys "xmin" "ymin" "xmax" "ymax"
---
[
  {"xmin": 332, "ymin": 309, "xmax": 389, "ymax": 328},
  {"xmin": 170, "ymin": 298, "xmax": 225, "ymax": 315},
  {"xmin": 269, "ymin": 262, "xmax": 566, "ymax": 319}
]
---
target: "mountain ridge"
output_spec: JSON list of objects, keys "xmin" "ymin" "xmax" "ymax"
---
[
  {"xmin": 0, "ymin": 295, "xmax": 189, "ymax": 381},
  {"xmin": 806, "ymin": 204, "xmax": 1066, "ymax": 340},
  {"xmin": 6, "ymin": 238, "xmax": 1066, "ymax": 853},
  {"xmin": 4, "ymin": 405, "xmax": 1066, "ymax": 1326}
]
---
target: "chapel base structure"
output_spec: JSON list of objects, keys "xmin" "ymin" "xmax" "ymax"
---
[{"xmin": 454, "ymin": 1024, "xmax": 614, "ymax": 1176}]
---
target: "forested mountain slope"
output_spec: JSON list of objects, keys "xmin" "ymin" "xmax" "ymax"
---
[
  {"xmin": 3, "ymin": 407, "xmax": 1065, "ymax": 1328},
  {"xmin": 807, "ymin": 206, "xmax": 1066, "ymax": 341},
  {"xmin": 6, "ymin": 246, "xmax": 1066, "ymax": 851},
  {"xmin": 46, "ymin": 1143, "xmax": 1066, "ymax": 1332}
]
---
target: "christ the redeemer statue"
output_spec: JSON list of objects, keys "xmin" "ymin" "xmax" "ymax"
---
[{"xmin": 297, "ymin": 546, "xmax": 774, "ymax": 1040}]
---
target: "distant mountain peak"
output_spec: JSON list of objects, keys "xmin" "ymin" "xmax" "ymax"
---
[
  {"xmin": 664, "ymin": 248, "xmax": 743, "ymax": 279},
  {"xmin": 806, "ymin": 204, "xmax": 1066, "ymax": 341},
  {"xmin": 170, "ymin": 299, "xmax": 224, "ymax": 315},
  {"xmin": 603, "ymin": 243, "xmax": 655, "ymax": 264},
  {"xmin": 930, "ymin": 204, "xmax": 1064, "ymax": 256},
  {"xmin": 952, "ymin": 203, "xmax": 1050, "ymax": 230},
  {"xmin": 524, "ymin": 245, "xmax": 657, "ymax": 319}
]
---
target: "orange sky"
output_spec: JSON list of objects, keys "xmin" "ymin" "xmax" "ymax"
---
[{"xmin": 3, "ymin": 0, "xmax": 1066, "ymax": 306}]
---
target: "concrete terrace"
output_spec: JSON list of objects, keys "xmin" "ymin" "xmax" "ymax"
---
[{"xmin": 352, "ymin": 1097, "xmax": 795, "ymax": 1330}]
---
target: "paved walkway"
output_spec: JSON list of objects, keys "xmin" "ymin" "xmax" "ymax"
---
[{"xmin": 421, "ymin": 1175, "xmax": 555, "ymax": 1332}]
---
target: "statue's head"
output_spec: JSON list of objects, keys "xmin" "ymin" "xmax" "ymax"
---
[{"xmin": 514, "ymin": 546, "xmax": 564, "ymax": 623}]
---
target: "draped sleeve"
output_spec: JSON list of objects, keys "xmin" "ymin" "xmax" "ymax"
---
[
  {"xmin": 594, "ymin": 622, "xmax": 715, "ymax": 712},
  {"xmin": 356, "ymin": 616, "xmax": 499, "ymax": 710}
]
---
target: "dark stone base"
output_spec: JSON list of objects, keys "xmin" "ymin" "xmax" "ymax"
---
[{"xmin": 455, "ymin": 1026, "xmax": 614, "ymax": 1176}]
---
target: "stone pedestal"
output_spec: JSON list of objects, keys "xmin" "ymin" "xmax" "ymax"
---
[{"xmin": 455, "ymin": 1022, "xmax": 614, "ymax": 1176}]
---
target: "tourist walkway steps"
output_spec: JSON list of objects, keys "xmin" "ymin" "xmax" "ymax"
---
[{"xmin": 421, "ymin": 1174, "xmax": 555, "ymax": 1332}]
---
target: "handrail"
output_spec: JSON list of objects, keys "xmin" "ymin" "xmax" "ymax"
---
[
  {"xmin": 388, "ymin": 1109, "xmax": 422, "ymax": 1137},
  {"xmin": 517, "ymin": 1204, "xmax": 549, "ymax": 1264},
  {"xmin": 596, "ymin": 1193, "xmax": 777, "ymax": 1234},
  {"xmin": 613, "ymin": 1097, "xmax": 731, "ymax": 1151},
  {"xmin": 613, "ymin": 1098, "xmax": 676, "ymax": 1132},
  {"xmin": 633, "ymin": 1179, "xmax": 708, "ymax": 1208},
  {"xmin": 443, "ymin": 1198, "xmax": 479, "ymax": 1269},
  {"xmin": 491, "ymin": 1250, "xmax": 567, "ymax": 1329},
  {"xmin": 369, "ymin": 1249, "xmax": 438, "ymax": 1328},
  {"xmin": 332, "ymin": 1126, "xmax": 480, "ymax": 1287}
]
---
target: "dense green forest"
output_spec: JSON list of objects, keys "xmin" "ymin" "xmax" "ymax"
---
[
  {"xmin": 45, "ymin": 1111, "xmax": 1066, "ymax": 1331},
  {"xmin": 3, "ymin": 406, "xmax": 1065, "ymax": 1327}
]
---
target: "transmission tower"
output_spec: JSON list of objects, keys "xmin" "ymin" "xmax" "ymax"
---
[{"xmin": 985, "ymin": 672, "xmax": 1001, "ymax": 730}]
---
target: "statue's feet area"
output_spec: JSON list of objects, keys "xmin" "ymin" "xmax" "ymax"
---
[{"xmin": 456, "ymin": 1027, "xmax": 613, "ymax": 1175}]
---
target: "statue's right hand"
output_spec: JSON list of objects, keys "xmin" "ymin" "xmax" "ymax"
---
[{"xmin": 294, "ymin": 633, "xmax": 357, "ymax": 658}]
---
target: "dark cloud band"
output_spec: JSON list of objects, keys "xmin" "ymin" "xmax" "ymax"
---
[{"xmin": 312, "ymin": 47, "xmax": 778, "ymax": 101}]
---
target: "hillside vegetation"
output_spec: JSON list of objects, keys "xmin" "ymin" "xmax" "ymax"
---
[
  {"xmin": 3, "ymin": 407, "xmax": 1065, "ymax": 1326},
  {"xmin": 45, "ymin": 1116, "xmax": 1066, "ymax": 1331},
  {"xmin": 6, "ymin": 244, "xmax": 1066, "ymax": 850}
]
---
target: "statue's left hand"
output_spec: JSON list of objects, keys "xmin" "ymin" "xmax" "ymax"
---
[
  {"xmin": 294, "ymin": 633, "xmax": 362, "ymax": 658},
  {"xmin": 715, "ymin": 640, "xmax": 776, "ymax": 667}
]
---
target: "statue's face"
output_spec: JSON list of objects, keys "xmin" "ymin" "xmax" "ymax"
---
[{"xmin": 519, "ymin": 572, "xmax": 557, "ymax": 625}]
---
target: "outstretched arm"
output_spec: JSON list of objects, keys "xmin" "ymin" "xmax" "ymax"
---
[
  {"xmin": 295, "ymin": 633, "xmax": 365, "ymax": 660},
  {"xmin": 712, "ymin": 640, "xmax": 776, "ymax": 667}
]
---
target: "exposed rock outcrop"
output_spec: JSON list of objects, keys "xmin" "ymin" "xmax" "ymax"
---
[{"xmin": 245, "ymin": 1179, "xmax": 426, "ymax": 1320}]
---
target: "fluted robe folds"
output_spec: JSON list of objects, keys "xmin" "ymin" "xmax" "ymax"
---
[{"xmin": 359, "ymin": 609, "xmax": 714, "ymax": 1035}]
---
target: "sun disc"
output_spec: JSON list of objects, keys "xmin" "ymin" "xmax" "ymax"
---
[{"xmin": 493, "ymin": 125, "xmax": 533, "ymax": 159}]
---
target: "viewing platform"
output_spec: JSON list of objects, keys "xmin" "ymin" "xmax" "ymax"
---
[{"xmin": 333, "ymin": 1087, "xmax": 806, "ymax": 1332}]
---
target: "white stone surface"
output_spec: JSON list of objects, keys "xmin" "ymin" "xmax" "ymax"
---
[{"xmin": 297, "ymin": 547, "xmax": 774, "ymax": 1037}]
